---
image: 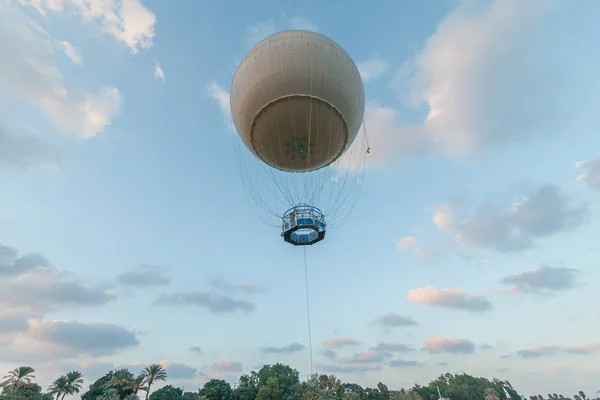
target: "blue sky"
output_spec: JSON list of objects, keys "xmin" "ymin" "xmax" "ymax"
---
[{"xmin": 1, "ymin": 0, "xmax": 600, "ymax": 396}]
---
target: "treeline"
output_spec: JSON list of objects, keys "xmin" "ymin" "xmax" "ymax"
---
[{"xmin": 1, "ymin": 364, "xmax": 597, "ymax": 400}]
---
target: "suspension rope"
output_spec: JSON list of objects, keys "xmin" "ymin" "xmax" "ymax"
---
[{"xmin": 303, "ymin": 246, "xmax": 314, "ymax": 376}]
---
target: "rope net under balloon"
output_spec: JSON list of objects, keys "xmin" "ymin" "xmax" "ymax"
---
[{"xmin": 233, "ymin": 120, "xmax": 368, "ymax": 229}]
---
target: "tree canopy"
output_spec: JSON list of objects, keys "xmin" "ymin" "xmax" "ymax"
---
[{"xmin": 1, "ymin": 364, "xmax": 599, "ymax": 400}]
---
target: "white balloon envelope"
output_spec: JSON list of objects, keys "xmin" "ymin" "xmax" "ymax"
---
[
  {"xmin": 230, "ymin": 30, "xmax": 368, "ymax": 245},
  {"xmin": 231, "ymin": 30, "xmax": 365, "ymax": 172}
]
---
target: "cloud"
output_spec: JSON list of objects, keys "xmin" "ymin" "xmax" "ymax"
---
[
  {"xmin": 320, "ymin": 349, "xmax": 337, "ymax": 359},
  {"xmin": 372, "ymin": 342, "xmax": 414, "ymax": 353},
  {"xmin": 357, "ymin": 55, "xmax": 390, "ymax": 82},
  {"xmin": 408, "ymin": 286, "xmax": 493, "ymax": 312},
  {"xmin": 159, "ymin": 361, "xmax": 199, "ymax": 380},
  {"xmin": 0, "ymin": 126, "xmax": 59, "ymax": 169},
  {"xmin": 153, "ymin": 291, "xmax": 255, "ymax": 314},
  {"xmin": 20, "ymin": 0, "xmax": 156, "ymax": 53},
  {"xmin": 0, "ymin": 244, "xmax": 116, "ymax": 313},
  {"xmin": 322, "ymin": 338, "xmax": 360, "ymax": 349},
  {"xmin": 189, "ymin": 346, "xmax": 202, "ymax": 355},
  {"xmin": 517, "ymin": 342, "xmax": 600, "ymax": 358},
  {"xmin": 206, "ymin": 81, "xmax": 233, "ymax": 130},
  {"xmin": 422, "ymin": 337, "xmax": 476, "ymax": 354},
  {"xmin": 210, "ymin": 276, "xmax": 266, "ymax": 295},
  {"xmin": 28, "ymin": 320, "xmax": 139, "ymax": 355},
  {"xmin": 441, "ymin": 184, "xmax": 588, "ymax": 253},
  {"xmin": 154, "ymin": 61, "xmax": 165, "ymax": 81},
  {"xmin": 315, "ymin": 363, "xmax": 381, "ymax": 374},
  {"xmin": 115, "ymin": 264, "xmax": 171, "ymax": 287},
  {"xmin": 246, "ymin": 19, "xmax": 276, "ymax": 47},
  {"xmin": 0, "ymin": 311, "xmax": 33, "ymax": 335},
  {"xmin": 289, "ymin": 16, "xmax": 317, "ymax": 32},
  {"xmin": 576, "ymin": 158, "xmax": 600, "ymax": 190},
  {"xmin": 499, "ymin": 265, "xmax": 579, "ymax": 294},
  {"xmin": 372, "ymin": 313, "xmax": 417, "ymax": 327},
  {"xmin": 433, "ymin": 203, "xmax": 454, "ymax": 231},
  {"xmin": 0, "ymin": 269, "xmax": 116, "ymax": 312},
  {"xmin": 0, "ymin": 2, "xmax": 123, "ymax": 138},
  {"xmin": 0, "ymin": 244, "xmax": 127, "ymax": 363},
  {"xmin": 211, "ymin": 360, "xmax": 243, "ymax": 373},
  {"xmin": 346, "ymin": 350, "xmax": 392, "ymax": 364},
  {"xmin": 386, "ymin": 359, "xmax": 423, "ymax": 367},
  {"xmin": 396, "ymin": 236, "xmax": 440, "ymax": 260},
  {"xmin": 260, "ymin": 343, "xmax": 305, "ymax": 355},
  {"xmin": 60, "ymin": 41, "xmax": 81, "ymax": 64},
  {"xmin": 367, "ymin": 0, "xmax": 600, "ymax": 163}
]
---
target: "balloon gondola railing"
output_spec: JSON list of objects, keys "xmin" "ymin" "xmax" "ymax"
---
[{"xmin": 281, "ymin": 204, "xmax": 326, "ymax": 246}]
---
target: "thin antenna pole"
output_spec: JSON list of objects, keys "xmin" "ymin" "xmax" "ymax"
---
[{"xmin": 303, "ymin": 246, "xmax": 314, "ymax": 376}]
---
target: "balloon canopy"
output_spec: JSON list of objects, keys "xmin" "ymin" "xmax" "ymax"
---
[
  {"xmin": 229, "ymin": 30, "xmax": 368, "ymax": 240},
  {"xmin": 230, "ymin": 30, "xmax": 365, "ymax": 173}
]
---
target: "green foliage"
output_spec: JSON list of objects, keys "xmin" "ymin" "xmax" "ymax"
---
[
  {"xmin": 256, "ymin": 377, "xmax": 278, "ymax": 400},
  {"xmin": 0, "ymin": 383, "xmax": 53, "ymax": 400},
  {"xmin": 484, "ymin": 388, "xmax": 500, "ymax": 400},
  {"xmin": 3, "ymin": 363, "xmax": 599, "ymax": 400},
  {"xmin": 256, "ymin": 364, "xmax": 301, "ymax": 400},
  {"xmin": 426, "ymin": 373, "xmax": 520, "ymax": 400},
  {"xmin": 234, "ymin": 372, "xmax": 259, "ymax": 400},
  {"xmin": 389, "ymin": 390, "xmax": 422, "ymax": 400},
  {"xmin": 141, "ymin": 365, "xmax": 168, "ymax": 400},
  {"xmin": 148, "ymin": 386, "xmax": 184, "ymax": 400},
  {"xmin": 183, "ymin": 392, "xmax": 198, "ymax": 400},
  {"xmin": 81, "ymin": 373, "xmax": 113, "ymax": 400},
  {"xmin": 199, "ymin": 380, "xmax": 232, "ymax": 400},
  {"xmin": 1, "ymin": 367, "xmax": 36, "ymax": 390}
]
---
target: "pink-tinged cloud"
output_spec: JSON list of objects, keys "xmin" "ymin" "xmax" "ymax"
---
[
  {"xmin": 517, "ymin": 342, "xmax": 600, "ymax": 358},
  {"xmin": 408, "ymin": 286, "xmax": 492, "ymax": 312},
  {"xmin": 322, "ymin": 337, "xmax": 360, "ymax": 349},
  {"xmin": 396, "ymin": 236, "xmax": 441, "ymax": 260},
  {"xmin": 433, "ymin": 203, "xmax": 454, "ymax": 231},
  {"xmin": 422, "ymin": 337, "xmax": 475, "ymax": 354},
  {"xmin": 345, "ymin": 349, "xmax": 392, "ymax": 364}
]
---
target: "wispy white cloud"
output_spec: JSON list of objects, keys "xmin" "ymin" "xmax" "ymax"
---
[
  {"xmin": 206, "ymin": 81, "xmax": 233, "ymax": 130},
  {"xmin": 19, "ymin": 0, "xmax": 156, "ymax": 53},
  {"xmin": 60, "ymin": 40, "xmax": 81, "ymax": 64},
  {"xmin": 575, "ymin": 158, "xmax": 600, "ymax": 190},
  {"xmin": 154, "ymin": 60, "xmax": 165, "ymax": 81},
  {"xmin": 357, "ymin": 55, "xmax": 390, "ymax": 82},
  {"xmin": 0, "ymin": 2, "xmax": 122, "ymax": 138},
  {"xmin": 366, "ymin": 0, "xmax": 600, "ymax": 163},
  {"xmin": 396, "ymin": 236, "xmax": 440, "ymax": 260}
]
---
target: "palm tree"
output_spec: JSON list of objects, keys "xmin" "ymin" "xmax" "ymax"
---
[
  {"xmin": 64, "ymin": 371, "xmax": 84, "ymax": 399},
  {"xmin": 97, "ymin": 388, "xmax": 121, "ymax": 400},
  {"xmin": 140, "ymin": 364, "xmax": 167, "ymax": 400},
  {"xmin": 2, "ymin": 366, "xmax": 36, "ymax": 389},
  {"xmin": 48, "ymin": 376, "xmax": 69, "ymax": 400},
  {"xmin": 104, "ymin": 369, "xmax": 135, "ymax": 390},
  {"xmin": 132, "ymin": 375, "xmax": 148, "ymax": 396}
]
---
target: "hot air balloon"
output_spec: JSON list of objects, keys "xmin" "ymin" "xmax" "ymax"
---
[{"xmin": 230, "ymin": 30, "xmax": 367, "ymax": 245}]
